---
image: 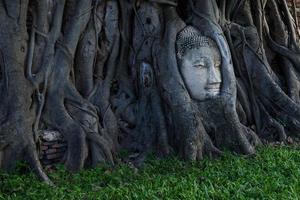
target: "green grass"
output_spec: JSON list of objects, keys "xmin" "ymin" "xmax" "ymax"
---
[{"xmin": 1, "ymin": 146, "xmax": 300, "ymax": 200}]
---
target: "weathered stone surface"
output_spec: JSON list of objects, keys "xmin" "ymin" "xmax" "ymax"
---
[
  {"xmin": 40, "ymin": 146, "xmax": 48, "ymax": 151},
  {"xmin": 39, "ymin": 130, "xmax": 67, "ymax": 167},
  {"xmin": 46, "ymin": 153, "xmax": 65, "ymax": 160},
  {"xmin": 41, "ymin": 130, "xmax": 63, "ymax": 142},
  {"xmin": 42, "ymin": 141, "xmax": 57, "ymax": 146},
  {"xmin": 176, "ymin": 26, "xmax": 222, "ymax": 101},
  {"xmin": 46, "ymin": 149, "xmax": 57, "ymax": 154},
  {"xmin": 52, "ymin": 143, "xmax": 67, "ymax": 148}
]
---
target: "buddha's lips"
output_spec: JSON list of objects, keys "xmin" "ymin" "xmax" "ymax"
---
[{"xmin": 205, "ymin": 84, "xmax": 221, "ymax": 90}]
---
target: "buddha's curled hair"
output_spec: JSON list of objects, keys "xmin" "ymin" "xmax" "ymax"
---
[{"xmin": 176, "ymin": 26, "xmax": 218, "ymax": 59}]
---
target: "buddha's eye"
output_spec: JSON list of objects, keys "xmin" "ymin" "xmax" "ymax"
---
[
  {"xmin": 193, "ymin": 58, "xmax": 207, "ymax": 68},
  {"xmin": 193, "ymin": 60, "xmax": 206, "ymax": 68},
  {"xmin": 194, "ymin": 63, "xmax": 205, "ymax": 68}
]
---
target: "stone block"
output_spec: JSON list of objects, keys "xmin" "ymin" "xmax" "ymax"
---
[
  {"xmin": 40, "ymin": 130, "xmax": 63, "ymax": 142},
  {"xmin": 52, "ymin": 143, "xmax": 67, "ymax": 148},
  {"xmin": 46, "ymin": 152, "xmax": 65, "ymax": 160},
  {"xmin": 40, "ymin": 145, "xmax": 48, "ymax": 151},
  {"xmin": 46, "ymin": 149, "xmax": 57, "ymax": 154}
]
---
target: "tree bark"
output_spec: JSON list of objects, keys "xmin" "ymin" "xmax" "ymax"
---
[{"xmin": 0, "ymin": 0, "xmax": 299, "ymax": 184}]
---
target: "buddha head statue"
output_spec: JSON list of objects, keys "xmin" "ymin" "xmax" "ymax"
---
[{"xmin": 176, "ymin": 26, "xmax": 222, "ymax": 101}]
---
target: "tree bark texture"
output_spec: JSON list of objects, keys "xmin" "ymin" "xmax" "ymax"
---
[{"xmin": 0, "ymin": 0, "xmax": 299, "ymax": 184}]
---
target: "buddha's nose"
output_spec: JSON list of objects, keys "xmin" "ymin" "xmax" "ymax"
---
[{"xmin": 207, "ymin": 65, "xmax": 221, "ymax": 85}]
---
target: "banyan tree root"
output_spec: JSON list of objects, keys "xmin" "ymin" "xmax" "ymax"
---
[
  {"xmin": 222, "ymin": 0, "xmax": 300, "ymax": 142},
  {"xmin": 0, "ymin": 0, "xmax": 300, "ymax": 184}
]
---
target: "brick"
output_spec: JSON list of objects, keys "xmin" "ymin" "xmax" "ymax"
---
[
  {"xmin": 42, "ymin": 141, "xmax": 56, "ymax": 146},
  {"xmin": 46, "ymin": 149, "xmax": 57, "ymax": 154},
  {"xmin": 40, "ymin": 146, "xmax": 48, "ymax": 151},
  {"xmin": 52, "ymin": 143, "xmax": 67, "ymax": 148},
  {"xmin": 47, "ymin": 153, "xmax": 65, "ymax": 160}
]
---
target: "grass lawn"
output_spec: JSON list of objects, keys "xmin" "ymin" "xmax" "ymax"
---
[{"xmin": 1, "ymin": 146, "xmax": 300, "ymax": 200}]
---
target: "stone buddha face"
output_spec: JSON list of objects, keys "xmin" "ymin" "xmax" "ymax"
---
[{"xmin": 176, "ymin": 26, "xmax": 222, "ymax": 101}]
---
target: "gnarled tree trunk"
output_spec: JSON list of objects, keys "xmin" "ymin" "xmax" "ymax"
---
[{"xmin": 0, "ymin": 0, "xmax": 299, "ymax": 184}]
